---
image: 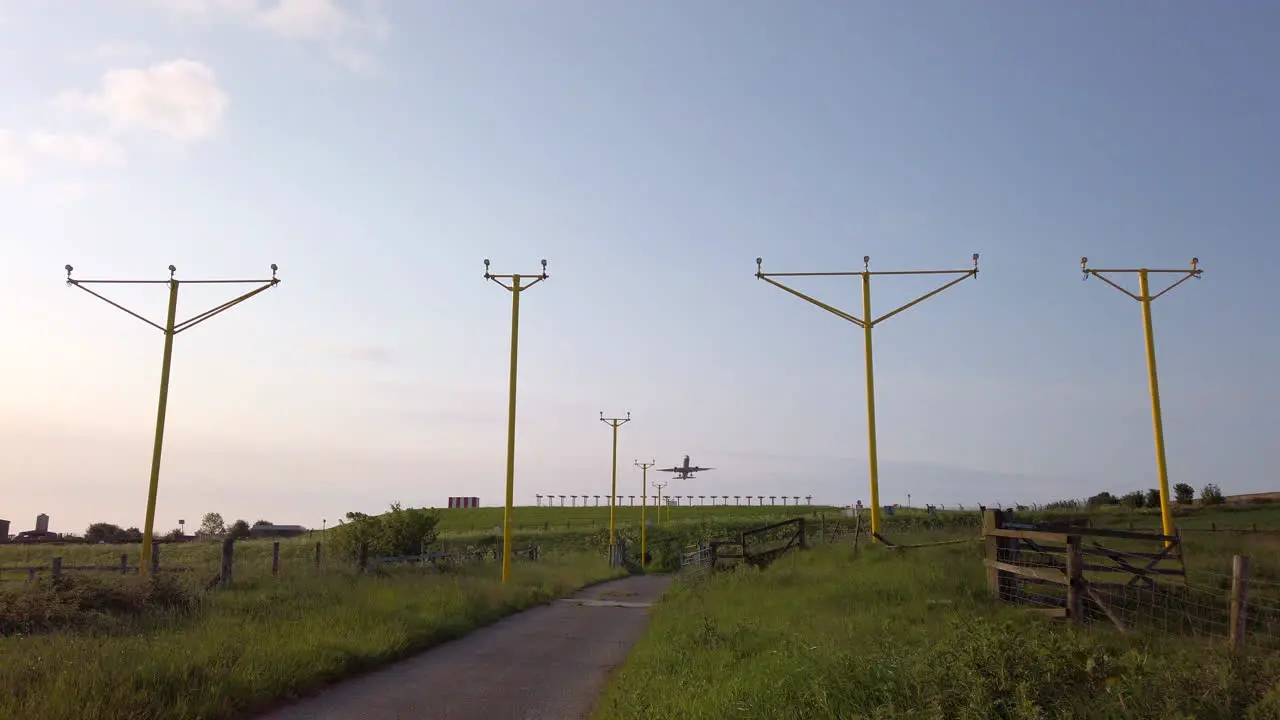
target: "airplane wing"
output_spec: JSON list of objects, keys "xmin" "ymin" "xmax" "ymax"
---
[
  {"xmin": 657, "ymin": 467, "xmax": 681, "ymax": 473},
  {"xmin": 689, "ymin": 466, "xmax": 714, "ymax": 473}
]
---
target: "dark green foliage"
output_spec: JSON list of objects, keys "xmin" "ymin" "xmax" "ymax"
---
[
  {"xmin": 198, "ymin": 512, "xmax": 226, "ymax": 535},
  {"xmin": 330, "ymin": 503, "xmax": 440, "ymax": 559},
  {"xmin": 1175, "ymin": 483, "xmax": 1196, "ymax": 504},
  {"xmin": 1202, "ymin": 483, "xmax": 1225, "ymax": 505},
  {"xmin": 1120, "ymin": 490, "xmax": 1145, "ymax": 509},
  {"xmin": 1145, "ymin": 488, "xmax": 1161, "ymax": 508},
  {"xmin": 0, "ymin": 574, "xmax": 195, "ymax": 636},
  {"xmin": 1087, "ymin": 492, "xmax": 1119, "ymax": 508},
  {"xmin": 228, "ymin": 520, "xmax": 252, "ymax": 540},
  {"xmin": 84, "ymin": 523, "xmax": 142, "ymax": 544}
]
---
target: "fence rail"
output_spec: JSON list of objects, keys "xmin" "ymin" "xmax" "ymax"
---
[
  {"xmin": 2, "ymin": 537, "xmax": 545, "ymax": 589},
  {"xmin": 982, "ymin": 509, "xmax": 1280, "ymax": 651}
]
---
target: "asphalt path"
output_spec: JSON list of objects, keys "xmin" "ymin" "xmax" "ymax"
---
[{"xmin": 256, "ymin": 574, "xmax": 672, "ymax": 720}]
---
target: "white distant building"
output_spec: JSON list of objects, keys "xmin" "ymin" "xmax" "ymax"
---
[{"xmin": 35, "ymin": 514, "xmax": 49, "ymax": 533}]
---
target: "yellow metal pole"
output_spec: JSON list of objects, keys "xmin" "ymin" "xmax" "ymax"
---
[
  {"xmin": 637, "ymin": 461, "xmax": 653, "ymax": 568},
  {"xmin": 140, "ymin": 278, "xmax": 180, "ymax": 575},
  {"xmin": 501, "ymin": 274, "xmax": 522, "ymax": 584},
  {"xmin": 1138, "ymin": 270, "xmax": 1175, "ymax": 544},
  {"xmin": 609, "ymin": 423, "xmax": 619, "ymax": 547},
  {"xmin": 862, "ymin": 270, "xmax": 882, "ymax": 539}
]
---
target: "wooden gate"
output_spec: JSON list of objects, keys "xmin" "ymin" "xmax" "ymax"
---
[{"xmin": 983, "ymin": 509, "xmax": 1187, "ymax": 630}]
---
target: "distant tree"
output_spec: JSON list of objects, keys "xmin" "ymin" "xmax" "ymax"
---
[
  {"xmin": 163, "ymin": 527, "xmax": 185, "ymax": 541},
  {"xmin": 1120, "ymin": 491, "xmax": 1145, "ymax": 509},
  {"xmin": 252, "ymin": 519, "xmax": 273, "ymax": 527},
  {"xmin": 1174, "ymin": 483, "xmax": 1195, "ymax": 505},
  {"xmin": 122, "ymin": 527, "xmax": 143, "ymax": 542},
  {"xmin": 198, "ymin": 512, "xmax": 227, "ymax": 535},
  {"xmin": 1043, "ymin": 499, "xmax": 1082, "ymax": 511},
  {"xmin": 85, "ymin": 522, "xmax": 127, "ymax": 543},
  {"xmin": 1086, "ymin": 492, "xmax": 1119, "ymax": 508},
  {"xmin": 1144, "ymin": 488, "xmax": 1161, "ymax": 509},
  {"xmin": 1201, "ymin": 483, "xmax": 1225, "ymax": 506},
  {"xmin": 228, "ymin": 519, "xmax": 252, "ymax": 539}
]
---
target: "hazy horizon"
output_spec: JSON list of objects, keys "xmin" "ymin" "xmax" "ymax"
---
[{"xmin": 3, "ymin": 2, "xmax": 1277, "ymax": 535}]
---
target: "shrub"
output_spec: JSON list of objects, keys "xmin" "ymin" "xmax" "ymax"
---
[
  {"xmin": 1087, "ymin": 492, "xmax": 1119, "ymax": 508},
  {"xmin": 1202, "ymin": 484, "xmax": 1225, "ymax": 506},
  {"xmin": 1175, "ymin": 483, "xmax": 1195, "ymax": 504},
  {"xmin": 1120, "ymin": 491, "xmax": 1145, "ymax": 509},
  {"xmin": 0, "ymin": 574, "xmax": 196, "ymax": 636},
  {"xmin": 1145, "ymin": 488, "xmax": 1161, "ymax": 508},
  {"xmin": 330, "ymin": 503, "xmax": 440, "ymax": 559}
]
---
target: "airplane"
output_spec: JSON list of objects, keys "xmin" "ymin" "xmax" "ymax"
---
[{"xmin": 658, "ymin": 455, "xmax": 714, "ymax": 480}]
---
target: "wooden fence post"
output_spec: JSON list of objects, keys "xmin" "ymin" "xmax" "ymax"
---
[
  {"xmin": 272, "ymin": 541, "xmax": 281, "ymax": 576},
  {"xmin": 798, "ymin": 518, "xmax": 808, "ymax": 549},
  {"xmin": 120, "ymin": 553, "xmax": 128, "ymax": 575},
  {"xmin": 52, "ymin": 557, "xmax": 62, "ymax": 582},
  {"xmin": 358, "ymin": 541, "xmax": 369, "ymax": 573},
  {"xmin": 27, "ymin": 567, "xmax": 36, "ymax": 582},
  {"xmin": 1066, "ymin": 535, "xmax": 1084, "ymax": 626},
  {"xmin": 220, "ymin": 537, "xmax": 235, "ymax": 588},
  {"xmin": 314, "ymin": 541, "xmax": 322, "ymax": 570},
  {"xmin": 984, "ymin": 509, "xmax": 1018, "ymax": 601},
  {"xmin": 151, "ymin": 542, "xmax": 161, "ymax": 575},
  {"xmin": 1230, "ymin": 554, "xmax": 1251, "ymax": 651}
]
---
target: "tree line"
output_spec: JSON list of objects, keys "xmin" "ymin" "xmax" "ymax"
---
[
  {"xmin": 1043, "ymin": 482, "xmax": 1225, "ymax": 511},
  {"xmin": 75, "ymin": 512, "xmax": 280, "ymax": 544}
]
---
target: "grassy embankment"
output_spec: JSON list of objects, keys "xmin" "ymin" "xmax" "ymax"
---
[
  {"xmin": 595, "ymin": 540, "xmax": 1280, "ymax": 720},
  {"xmin": 0, "ymin": 551, "xmax": 622, "ymax": 720}
]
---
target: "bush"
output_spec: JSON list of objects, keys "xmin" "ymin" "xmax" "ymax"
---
[
  {"xmin": 1175, "ymin": 483, "xmax": 1196, "ymax": 504},
  {"xmin": 330, "ymin": 503, "xmax": 440, "ymax": 559},
  {"xmin": 1087, "ymin": 492, "xmax": 1119, "ymax": 508},
  {"xmin": 1202, "ymin": 484, "xmax": 1225, "ymax": 506},
  {"xmin": 1120, "ymin": 491, "xmax": 1145, "ymax": 509},
  {"xmin": 1145, "ymin": 488, "xmax": 1161, "ymax": 508},
  {"xmin": 0, "ymin": 574, "xmax": 196, "ymax": 636}
]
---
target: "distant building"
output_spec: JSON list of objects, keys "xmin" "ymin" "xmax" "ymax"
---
[
  {"xmin": 248, "ymin": 524, "xmax": 307, "ymax": 539},
  {"xmin": 0, "ymin": 519, "xmax": 9, "ymax": 543},
  {"xmin": 447, "ymin": 497, "xmax": 480, "ymax": 508},
  {"xmin": 35, "ymin": 513, "xmax": 49, "ymax": 534}
]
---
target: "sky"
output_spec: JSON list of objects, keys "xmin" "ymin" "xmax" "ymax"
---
[{"xmin": 1, "ymin": 1, "xmax": 1277, "ymax": 535}]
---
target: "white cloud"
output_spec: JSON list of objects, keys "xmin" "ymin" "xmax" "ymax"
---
[
  {"xmin": 57, "ymin": 59, "xmax": 229, "ymax": 142},
  {"xmin": 148, "ymin": 0, "xmax": 388, "ymax": 72},
  {"xmin": 255, "ymin": 0, "xmax": 350, "ymax": 40},
  {"xmin": 28, "ymin": 131, "xmax": 128, "ymax": 166},
  {"xmin": 0, "ymin": 129, "xmax": 25, "ymax": 182}
]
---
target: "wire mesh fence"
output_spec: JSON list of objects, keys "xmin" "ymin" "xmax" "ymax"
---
[
  {"xmin": 985, "ymin": 509, "xmax": 1280, "ymax": 651},
  {"xmin": 679, "ymin": 545, "xmax": 713, "ymax": 580}
]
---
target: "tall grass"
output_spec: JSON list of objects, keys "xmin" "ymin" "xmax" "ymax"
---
[
  {"xmin": 594, "ymin": 543, "xmax": 1280, "ymax": 720},
  {"xmin": 0, "ymin": 553, "xmax": 622, "ymax": 720}
]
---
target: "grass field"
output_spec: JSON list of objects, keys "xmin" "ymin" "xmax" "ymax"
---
[
  {"xmin": 429, "ymin": 502, "xmax": 826, "ymax": 534},
  {"xmin": 594, "ymin": 541, "xmax": 1280, "ymax": 720},
  {"xmin": 0, "ymin": 552, "xmax": 622, "ymax": 720},
  {"xmin": 5, "ymin": 501, "xmax": 1280, "ymax": 719}
]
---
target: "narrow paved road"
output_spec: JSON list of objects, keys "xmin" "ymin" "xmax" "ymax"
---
[{"xmin": 257, "ymin": 574, "xmax": 672, "ymax": 720}]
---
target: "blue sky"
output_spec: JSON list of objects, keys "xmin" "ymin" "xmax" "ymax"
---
[{"xmin": 1, "ymin": 1, "xmax": 1276, "ymax": 534}]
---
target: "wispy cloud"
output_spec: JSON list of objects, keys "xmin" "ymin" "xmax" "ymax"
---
[
  {"xmin": 56, "ymin": 59, "xmax": 230, "ymax": 142},
  {"xmin": 147, "ymin": 0, "xmax": 389, "ymax": 73},
  {"xmin": 28, "ymin": 131, "xmax": 128, "ymax": 166},
  {"xmin": 0, "ymin": 129, "xmax": 24, "ymax": 182}
]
